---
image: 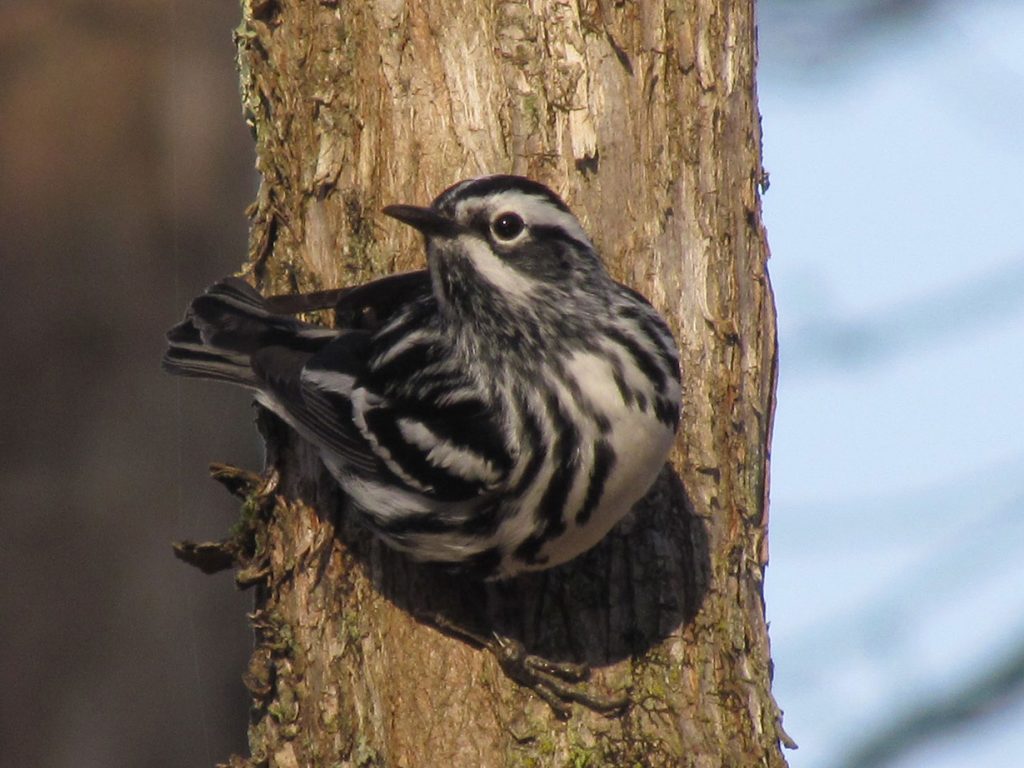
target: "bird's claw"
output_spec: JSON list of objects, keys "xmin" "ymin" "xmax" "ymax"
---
[
  {"xmin": 429, "ymin": 614, "xmax": 627, "ymax": 719},
  {"xmin": 490, "ymin": 634, "xmax": 628, "ymax": 719}
]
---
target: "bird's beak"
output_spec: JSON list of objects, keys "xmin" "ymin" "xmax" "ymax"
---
[{"xmin": 382, "ymin": 204, "xmax": 458, "ymax": 238}]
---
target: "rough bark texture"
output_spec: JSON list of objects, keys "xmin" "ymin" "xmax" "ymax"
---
[{"xmin": 205, "ymin": 1, "xmax": 785, "ymax": 765}]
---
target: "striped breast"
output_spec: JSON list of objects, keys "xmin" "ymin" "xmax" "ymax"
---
[{"xmin": 494, "ymin": 295, "xmax": 681, "ymax": 576}]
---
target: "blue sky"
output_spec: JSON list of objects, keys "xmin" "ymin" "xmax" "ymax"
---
[{"xmin": 758, "ymin": 2, "xmax": 1024, "ymax": 765}]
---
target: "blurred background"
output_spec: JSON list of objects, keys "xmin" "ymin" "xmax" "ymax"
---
[
  {"xmin": 1, "ymin": 3, "xmax": 257, "ymax": 765},
  {"xmin": 1, "ymin": 1, "xmax": 1021, "ymax": 766},
  {"xmin": 760, "ymin": 2, "xmax": 1024, "ymax": 767}
]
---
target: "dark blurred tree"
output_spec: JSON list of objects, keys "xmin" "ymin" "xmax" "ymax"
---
[
  {"xmin": 0, "ymin": 3, "xmax": 255, "ymax": 766},
  {"xmin": 181, "ymin": 1, "xmax": 788, "ymax": 765}
]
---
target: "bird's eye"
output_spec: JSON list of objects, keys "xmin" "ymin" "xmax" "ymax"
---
[{"xmin": 490, "ymin": 212, "xmax": 525, "ymax": 241}]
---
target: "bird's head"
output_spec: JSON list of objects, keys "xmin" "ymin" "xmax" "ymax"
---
[{"xmin": 383, "ymin": 176, "xmax": 609, "ymax": 324}]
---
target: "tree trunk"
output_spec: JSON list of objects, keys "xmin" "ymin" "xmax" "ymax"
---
[{"xmin": 203, "ymin": 0, "xmax": 786, "ymax": 765}]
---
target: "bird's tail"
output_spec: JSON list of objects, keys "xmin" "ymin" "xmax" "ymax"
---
[{"xmin": 162, "ymin": 277, "xmax": 333, "ymax": 387}]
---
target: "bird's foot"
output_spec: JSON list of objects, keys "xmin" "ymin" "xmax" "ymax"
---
[{"xmin": 429, "ymin": 614, "xmax": 627, "ymax": 720}]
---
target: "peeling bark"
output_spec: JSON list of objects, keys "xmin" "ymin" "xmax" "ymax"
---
[{"xmin": 202, "ymin": 1, "xmax": 788, "ymax": 765}]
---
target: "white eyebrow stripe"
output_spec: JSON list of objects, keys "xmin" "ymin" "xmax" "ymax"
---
[{"xmin": 457, "ymin": 191, "xmax": 593, "ymax": 248}]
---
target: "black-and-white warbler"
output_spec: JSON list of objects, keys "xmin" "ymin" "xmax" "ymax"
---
[{"xmin": 164, "ymin": 175, "xmax": 681, "ymax": 578}]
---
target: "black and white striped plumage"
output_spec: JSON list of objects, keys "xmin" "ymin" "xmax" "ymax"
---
[{"xmin": 164, "ymin": 176, "xmax": 681, "ymax": 578}]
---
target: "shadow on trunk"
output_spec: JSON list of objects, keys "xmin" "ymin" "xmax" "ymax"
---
[{"xmin": 261, "ymin": 408, "xmax": 710, "ymax": 670}]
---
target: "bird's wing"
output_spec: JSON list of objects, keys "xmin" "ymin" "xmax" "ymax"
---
[
  {"xmin": 254, "ymin": 286, "xmax": 511, "ymax": 502},
  {"xmin": 264, "ymin": 270, "xmax": 432, "ymax": 332},
  {"xmin": 297, "ymin": 307, "xmax": 514, "ymax": 502},
  {"xmin": 331, "ymin": 270, "xmax": 432, "ymax": 330},
  {"xmin": 251, "ymin": 333, "xmax": 386, "ymax": 478}
]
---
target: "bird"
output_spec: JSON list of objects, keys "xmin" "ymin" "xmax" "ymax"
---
[{"xmin": 164, "ymin": 175, "xmax": 681, "ymax": 579}]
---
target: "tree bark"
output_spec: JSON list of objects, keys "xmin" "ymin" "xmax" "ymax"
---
[{"xmin": 203, "ymin": 0, "xmax": 786, "ymax": 765}]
